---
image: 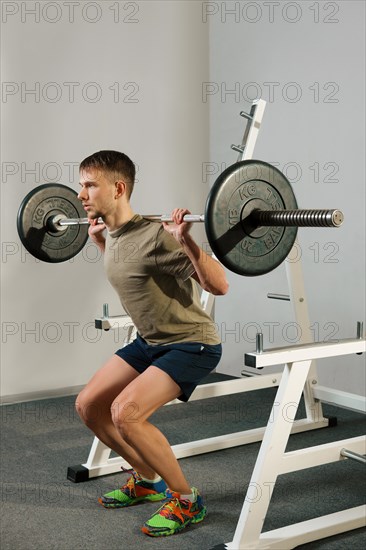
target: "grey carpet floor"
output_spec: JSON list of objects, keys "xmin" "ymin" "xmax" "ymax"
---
[{"xmin": 1, "ymin": 377, "xmax": 365, "ymax": 549}]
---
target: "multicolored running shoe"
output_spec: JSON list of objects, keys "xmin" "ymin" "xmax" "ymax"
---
[
  {"xmin": 141, "ymin": 487, "xmax": 206, "ymax": 536},
  {"xmin": 98, "ymin": 469, "xmax": 167, "ymax": 508}
]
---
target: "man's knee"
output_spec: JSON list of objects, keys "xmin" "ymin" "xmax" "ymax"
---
[
  {"xmin": 111, "ymin": 397, "xmax": 141, "ymax": 442},
  {"xmin": 75, "ymin": 390, "xmax": 104, "ymax": 427}
]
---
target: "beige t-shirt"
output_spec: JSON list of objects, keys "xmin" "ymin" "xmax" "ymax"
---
[{"xmin": 104, "ymin": 215, "xmax": 220, "ymax": 345}]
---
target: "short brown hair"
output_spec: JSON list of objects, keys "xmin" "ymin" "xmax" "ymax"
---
[{"xmin": 80, "ymin": 150, "xmax": 136, "ymax": 198}]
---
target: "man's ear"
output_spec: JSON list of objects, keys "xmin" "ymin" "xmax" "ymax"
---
[{"xmin": 115, "ymin": 180, "xmax": 126, "ymax": 198}]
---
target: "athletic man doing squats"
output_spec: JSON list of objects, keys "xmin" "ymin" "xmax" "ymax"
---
[{"xmin": 75, "ymin": 150, "xmax": 228, "ymax": 537}]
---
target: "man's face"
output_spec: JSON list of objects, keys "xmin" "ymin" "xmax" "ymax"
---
[{"xmin": 78, "ymin": 167, "xmax": 116, "ymax": 219}]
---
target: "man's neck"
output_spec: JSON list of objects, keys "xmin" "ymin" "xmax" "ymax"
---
[{"xmin": 103, "ymin": 206, "xmax": 135, "ymax": 232}]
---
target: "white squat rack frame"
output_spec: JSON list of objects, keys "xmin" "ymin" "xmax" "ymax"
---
[{"xmin": 213, "ymin": 337, "xmax": 366, "ymax": 549}]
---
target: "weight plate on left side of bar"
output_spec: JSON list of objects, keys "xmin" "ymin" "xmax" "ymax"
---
[{"xmin": 17, "ymin": 184, "xmax": 89, "ymax": 263}]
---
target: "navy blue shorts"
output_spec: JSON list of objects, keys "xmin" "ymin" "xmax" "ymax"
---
[{"xmin": 115, "ymin": 334, "xmax": 222, "ymax": 402}]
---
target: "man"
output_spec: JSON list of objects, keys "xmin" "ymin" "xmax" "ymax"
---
[{"xmin": 76, "ymin": 150, "xmax": 228, "ymax": 537}]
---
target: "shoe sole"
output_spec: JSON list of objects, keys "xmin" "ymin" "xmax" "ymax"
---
[
  {"xmin": 141, "ymin": 507, "xmax": 207, "ymax": 537},
  {"xmin": 98, "ymin": 493, "xmax": 166, "ymax": 509}
]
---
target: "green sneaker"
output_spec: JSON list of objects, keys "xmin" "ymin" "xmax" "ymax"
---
[
  {"xmin": 98, "ymin": 469, "xmax": 167, "ymax": 508},
  {"xmin": 141, "ymin": 487, "xmax": 206, "ymax": 537}
]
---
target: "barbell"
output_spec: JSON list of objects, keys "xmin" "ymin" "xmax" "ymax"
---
[{"xmin": 17, "ymin": 160, "xmax": 344, "ymax": 276}]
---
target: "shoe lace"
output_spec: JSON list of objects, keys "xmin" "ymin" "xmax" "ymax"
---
[
  {"xmin": 158, "ymin": 493, "xmax": 191, "ymax": 520},
  {"xmin": 120, "ymin": 467, "xmax": 139, "ymax": 496},
  {"xmin": 161, "ymin": 497, "xmax": 183, "ymax": 518}
]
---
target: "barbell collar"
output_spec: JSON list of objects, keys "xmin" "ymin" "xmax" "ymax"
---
[
  {"xmin": 46, "ymin": 214, "xmax": 68, "ymax": 232},
  {"xmin": 252, "ymin": 209, "xmax": 344, "ymax": 228}
]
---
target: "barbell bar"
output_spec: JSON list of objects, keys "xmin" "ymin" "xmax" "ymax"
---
[
  {"xmin": 54, "ymin": 214, "xmax": 205, "ymax": 228},
  {"xmin": 17, "ymin": 159, "xmax": 344, "ymax": 275},
  {"xmin": 50, "ymin": 208, "xmax": 343, "ymax": 231}
]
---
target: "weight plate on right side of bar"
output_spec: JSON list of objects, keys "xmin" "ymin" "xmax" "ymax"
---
[
  {"xmin": 17, "ymin": 184, "xmax": 89, "ymax": 263},
  {"xmin": 205, "ymin": 160, "xmax": 298, "ymax": 276}
]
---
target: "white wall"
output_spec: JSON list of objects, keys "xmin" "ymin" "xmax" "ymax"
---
[
  {"xmin": 207, "ymin": 1, "xmax": 366, "ymax": 393},
  {"xmin": 1, "ymin": 0, "xmax": 209, "ymax": 402}
]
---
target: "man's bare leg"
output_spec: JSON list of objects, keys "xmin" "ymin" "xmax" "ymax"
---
[
  {"xmin": 76, "ymin": 357, "xmax": 191, "ymax": 491},
  {"xmin": 76, "ymin": 356, "xmax": 159, "ymax": 478},
  {"xmin": 110, "ymin": 366, "xmax": 192, "ymax": 494}
]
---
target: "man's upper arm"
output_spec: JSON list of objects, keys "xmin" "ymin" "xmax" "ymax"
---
[{"xmin": 154, "ymin": 227, "xmax": 195, "ymax": 280}]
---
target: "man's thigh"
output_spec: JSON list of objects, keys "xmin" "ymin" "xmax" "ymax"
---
[
  {"xmin": 78, "ymin": 354, "xmax": 140, "ymax": 408},
  {"xmin": 111, "ymin": 365, "xmax": 182, "ymax": 423}
]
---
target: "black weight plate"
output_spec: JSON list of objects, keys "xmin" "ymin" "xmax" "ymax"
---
[
  {"xmin": 205, "ymin": 160, "xmax": 298, "ymax": 276},
  {"xmin": 17, "ymin": 184, "xmax": 89, "ymax": 263}
]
